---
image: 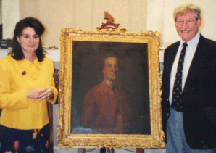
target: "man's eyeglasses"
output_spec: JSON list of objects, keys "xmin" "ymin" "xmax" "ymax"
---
[{"xmin": 176, "ymin": 20, "xmax": 197, "ymax": 26}]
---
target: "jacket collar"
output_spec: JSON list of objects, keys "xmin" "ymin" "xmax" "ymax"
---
[{"xmin": 18, "ymin": 56, "xmax": 42, "ymax": 70}]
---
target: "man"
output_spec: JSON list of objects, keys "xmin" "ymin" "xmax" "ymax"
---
[
  {"xmin": 80, "ymin": 56, "xmax": 132, "ymax": 134},
  {"xmin": 162, "ymin": 4, "xmax": 216, "ymax": 153}
]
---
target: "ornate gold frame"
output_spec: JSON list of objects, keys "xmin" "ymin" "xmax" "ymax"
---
[{"xmin": 57, "ymin": 28, "xmax": 165, "ymax": 149}]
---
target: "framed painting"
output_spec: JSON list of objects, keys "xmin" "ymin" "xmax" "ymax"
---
[{"xmin": 57, "ymin": 28, "xmax": 165, "ymax": 149}]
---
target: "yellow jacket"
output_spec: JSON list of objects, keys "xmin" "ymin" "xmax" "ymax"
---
[{"xmin": 0, "ymin": 55, "xmax": 58, "ymax": 129}]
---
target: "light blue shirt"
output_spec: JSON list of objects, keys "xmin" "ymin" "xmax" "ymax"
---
[{"xmin": 169, "ymin": 32, "xmax": 200, "ymax": 105}]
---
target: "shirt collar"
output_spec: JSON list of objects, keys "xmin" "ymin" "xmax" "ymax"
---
[
  {"xmin": 180, "ymin": 32, "xmax": 200, "ymax": 48},
  {"xmin": 19, "ymin": 57, "xmax": 42, "ymax": 70},
  {"xmin": 101, "ymin": 81, "xmax": 111, "ymax": 90}
]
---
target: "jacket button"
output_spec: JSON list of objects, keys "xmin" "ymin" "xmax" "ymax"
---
[
  {"xmin": 167, "ymin": 99, "xmax": 169, "ymax": 101},
  {"xmin": 167, "ymin": 113, "xmax": 169, "ymax": 116}
]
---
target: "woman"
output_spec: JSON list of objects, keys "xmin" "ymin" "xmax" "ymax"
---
[{"xmin": 0, "ymin": 17, "xmax": 58, "ymax": 152}]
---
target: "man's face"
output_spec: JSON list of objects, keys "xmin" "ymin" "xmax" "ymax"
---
[
  {"xmin": 175, "ymin": 11, "xmax": 201, "ymax": 42},
  {"xmin": 103, "ymin": 57, "xmax": 118, "ymax": 81}
]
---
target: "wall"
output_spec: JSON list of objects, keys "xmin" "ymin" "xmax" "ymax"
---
[
  {"xmin": 19, "ymin": 0, "xmax": 36, "ymax": 19},
  {"xmin": 2, "ymin": 0, "xmax": 20, "ymax": 39},
  {"xmin": 3, "ymin": 0, "xmax": 147, "ymax": 48},
  {"xmin": 3, "ymin": 0, "xmax": 216, "ymax": 48}
]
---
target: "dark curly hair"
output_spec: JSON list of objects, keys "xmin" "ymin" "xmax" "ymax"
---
[{"xmin": 11, "ymin": 17, "xmax": 45, "ymax": 62}]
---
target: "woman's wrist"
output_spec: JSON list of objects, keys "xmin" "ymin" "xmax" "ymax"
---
[{"xmin": 48, "ymin": 88, "xmax": 54, "ymax": 100}]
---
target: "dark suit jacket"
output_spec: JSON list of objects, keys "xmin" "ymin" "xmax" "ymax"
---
[{"xmin": 162, "ymin": 35, "xmax": 216, "ymax": 149}]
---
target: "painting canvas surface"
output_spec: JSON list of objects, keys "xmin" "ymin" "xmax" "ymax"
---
[{"xmin": 70, "ymin": 41, "xmax": 151, "ymax": 135}]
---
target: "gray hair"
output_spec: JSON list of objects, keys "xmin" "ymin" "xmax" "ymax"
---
[{"xmin": 173, "ymin": 4, "xmax": 201, "ymax": 21}]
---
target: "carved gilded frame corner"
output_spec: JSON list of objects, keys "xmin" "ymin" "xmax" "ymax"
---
[{"xmin": 57, "ymin": 28, "xmax": 164, "ymax": 149}]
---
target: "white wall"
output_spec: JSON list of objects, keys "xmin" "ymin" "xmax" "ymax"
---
[
  {"xmin": 19, "ymin": 0, "xmax": 36, "ymax": 20},
  {"xmin": 3, "ymin": 0, "xmax": 216, "ymax": 48},
  {"xmin": 2, "ymin": 0, "xmax": 20, "ymax": 39},
  {"xmin": 2, "ymin": 0, "xmax": 147, "ymax": 48}
]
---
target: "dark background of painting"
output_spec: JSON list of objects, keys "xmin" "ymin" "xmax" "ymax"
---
[{"xmin": 71, "ymin": 41, "xmax": 151, "ymax": 135}]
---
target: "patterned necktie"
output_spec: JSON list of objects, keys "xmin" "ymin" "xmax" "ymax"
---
[{"xmin": 172, "ymin": 42, "xmax": 188, "ymax": 111}]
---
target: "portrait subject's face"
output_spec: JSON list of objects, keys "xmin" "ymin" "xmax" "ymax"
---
[
  {"xmin": 175, "ymin": 11, "xmax": 201, "ymax": 42},
  {"xmin": 103, "ymin": 57, "xmax": 118, "ymax": 81}
]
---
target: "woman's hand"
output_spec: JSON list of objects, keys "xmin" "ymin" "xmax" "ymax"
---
[{"xmin": 27, "ymin": 87, "xmax": 53, "ymax": 101}]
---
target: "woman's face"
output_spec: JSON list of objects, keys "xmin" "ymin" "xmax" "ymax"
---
[{"xmin": 17, "ymin": 27, "xmax": 40, "ymax": 54}]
